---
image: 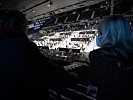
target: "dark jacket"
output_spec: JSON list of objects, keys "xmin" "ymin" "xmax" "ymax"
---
[
  {"xmin": 0, "ymin": 31, "xmax": 75, "ymax": 99},
  {"xmin": 89, "ymin": 48, "xmax": 133, "ymax": 100}
]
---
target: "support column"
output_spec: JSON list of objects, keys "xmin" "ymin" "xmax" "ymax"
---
[{"xmin": 110, "ymin": 0, "xmax": 115, "ymax": 15}]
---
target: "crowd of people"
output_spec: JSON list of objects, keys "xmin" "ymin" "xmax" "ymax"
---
[{"xmin": 0, "ymin": 9, "xmax": 133, "ymax": 100}]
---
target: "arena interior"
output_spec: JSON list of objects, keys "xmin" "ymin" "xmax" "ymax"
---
[{"xmin": 0, "ymin": 0, "xmax": 133, "ymax": 99}]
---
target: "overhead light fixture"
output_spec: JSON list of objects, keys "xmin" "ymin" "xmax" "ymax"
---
[
  {"xmin": 47, "ymin": 0, "xmax": 53, "ymax": 7},
  {"xmin": 60, "ymin": 9, "xmax": 62, "ymax": 12},
  {"xmin": 85, "ymin": 7, "xmax": 89, "ymax": 11},
  {"xmin": 31, "ymin": 9, "xmax": 35, "ymax": 13},
  {"xmin": 91, "ymin": 0, "xmax": 94, "ymax": 2},
  {"xmin": 73, "ymin": 5, "xmax": 76, "ymax": 7},
  {"xmin": 56, "ymin": 11, "xmax": 59, "ymax": 14}
]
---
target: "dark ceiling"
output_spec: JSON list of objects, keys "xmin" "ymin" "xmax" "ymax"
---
[{"xmin": 0, "ymin": 0, "xmax": 106, "ymax": 19}]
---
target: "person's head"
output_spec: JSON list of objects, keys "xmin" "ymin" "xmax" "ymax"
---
[
  {"xmin": 96, "ymin": 15, "xmax": 133, "ymax": 59},
  {"xmin": 0, "ymin": 9, "xmax": 27, "ymax": 34}
]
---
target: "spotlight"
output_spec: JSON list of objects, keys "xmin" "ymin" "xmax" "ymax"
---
[
  {"xmin": 73, "ymin": 5, "xmax": 76, "ymax": 7},
  {"xmin": 31, "ymin": 9, "xmax": 35, "ymax": 13}
]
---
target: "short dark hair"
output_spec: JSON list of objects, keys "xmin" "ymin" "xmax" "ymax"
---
[{"xmin": 0, "ymin": 9, "xmax": 27, "ymax": 30}]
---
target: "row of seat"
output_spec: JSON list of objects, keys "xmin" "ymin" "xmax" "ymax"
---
[
  {"xmin": 46, "ymin": 8, "xmax": 110, "ymax": 27},
  {"xmin": 48, "ymin": 61, "xmax": 94, "ymax": 100}
]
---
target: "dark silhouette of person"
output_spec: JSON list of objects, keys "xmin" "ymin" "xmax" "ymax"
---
[
  {"xmin": 0, "ymin": 9, "xmax": 78, "ymax": 100},
  {"xmin": 89, "ymin": 15, "xmax": 133, "ymax": 100}
]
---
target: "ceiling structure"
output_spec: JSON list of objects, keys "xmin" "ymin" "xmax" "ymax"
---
[{"xmin": 0, "ymin": 0, "xmax": 106, "ymax": 19}]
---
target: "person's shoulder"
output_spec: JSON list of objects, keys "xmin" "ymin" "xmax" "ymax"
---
[
  {"xmin": 89, "ymin": 47, "xmax": 118, "ymax": 62},
  {"xmin": 89, "ymin": 48, "xmax": 102, "ymax": 58},
  {"xmin": 3, "ymin": 37, "xmax": 28, "ymax": 44},
  {"xmin": 4, "ymin": 37, "xmax": 37, "ymax": 49}
]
